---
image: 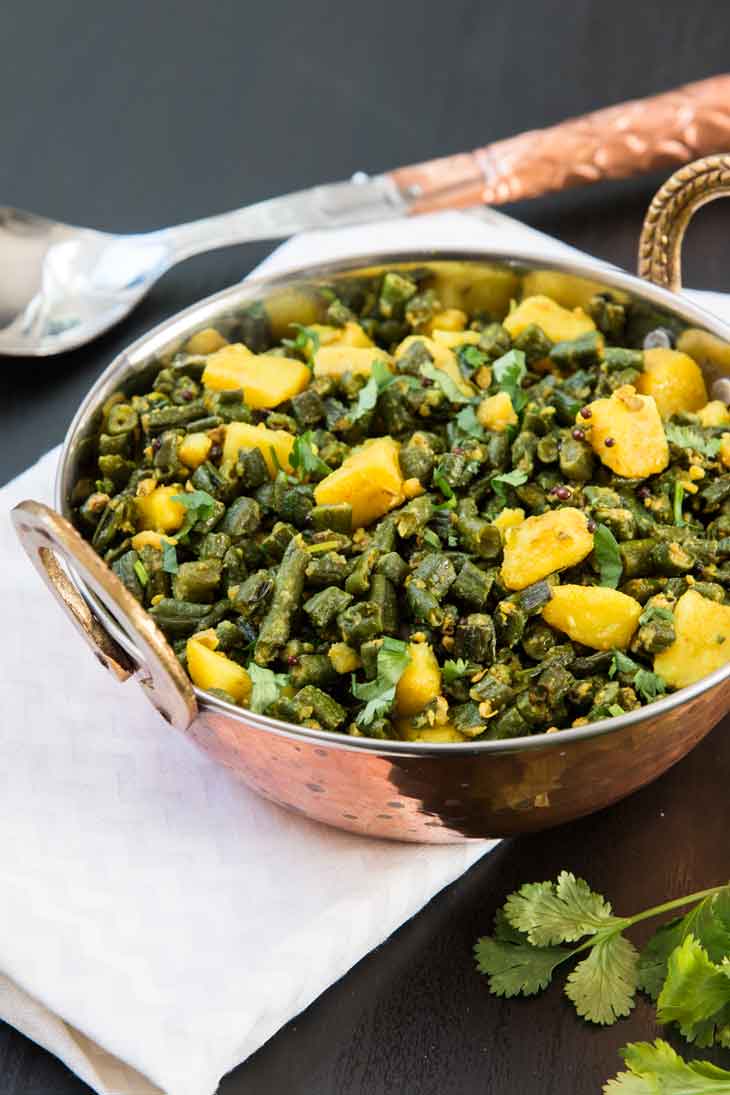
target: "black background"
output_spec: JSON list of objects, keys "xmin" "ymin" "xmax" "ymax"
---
[{"xmin": 2, "ymin": 1, "xmax": 730, "ymax": 1092}]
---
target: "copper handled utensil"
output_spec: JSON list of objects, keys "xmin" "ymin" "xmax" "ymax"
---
[
  {"xmin": 2, "ymin": 74, "xmax": 730, "ymax": 357},
  {"xmin": 11, "ymin": 154, "xmax": 730, "ymax": 843}
]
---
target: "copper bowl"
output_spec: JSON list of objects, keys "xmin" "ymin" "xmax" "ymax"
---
[{"xmin": 13, "ymin": 156, "xmax": 730, "ymax": 843}]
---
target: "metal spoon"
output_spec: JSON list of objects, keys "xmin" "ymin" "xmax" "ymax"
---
[{"xmin": 4, "ymin": 74, "xmax": 730, "ymax": 356}]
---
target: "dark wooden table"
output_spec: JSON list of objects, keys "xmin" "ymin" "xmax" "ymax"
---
[{"xmin": 2, "ymin": 1, "xmax": 730, "ymax": 1091}]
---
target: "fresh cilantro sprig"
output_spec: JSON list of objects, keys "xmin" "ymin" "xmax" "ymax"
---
[
  {"xmin": 247, "ymin": 663, "xmax": 289, "ymax": 714},
  {"xmin": 666, "ymin": 423, "xmax": 721, "ymax": 459},
  {"xmin": 491, "ymin": 468, "xmax": 528, "ymax": 505},
  {"xmin": 171, "ymin": 489, "xmax": 218, "ymax": 539},
  {"xmin": 282, "ymin": 323, "xmax": 320, "ymax": 363},
  {"xmin": 593, "ymin": 523, "xmax": 623, "ymax": 589},
  {"xmin": 457, "ymin": 344, "xmax": 489, "ymax": 372},
  {"xmin": 442, "ymin": 658, "xmax": 479, "ymax": 686},
  {"xmin": 162, "ymin": 540, "xmax": 178, "ymax": 574},
  {"xmin": 448, "ymin": 405, "xmax": 486, "ymax": 444},
  {"xmin": 349, "ymin": 359, "xmax": 408, "ymax": 422},
  {"xmin": 290, "ymin": 431, "xmax": 330, "ymax": 481},
  {"xmin": 491, "ymin": 349, "xmax": 528, "ymax": 412},
  {"xmin": 352, "ymin": 637, "xmax": 411, "ymax": 726},
  {"xmin": 475, "ymin": 872, "xmax": 729, "ymax": 1030},
  {"xmin": 610, "ymin": 650, "xmax": 667, "ymax": 703},
  {"xmin": 604, "ymin": 1039, "xmax": 730, "ymax": 1093},
  {"xmin": 420, "ymin": 361, "xmax": 472, "ymax": 404}
]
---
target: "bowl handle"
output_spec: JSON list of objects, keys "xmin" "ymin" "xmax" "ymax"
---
[
  {"xmin": 11, "ymin": 500, "xmax": 198, "ymax": 731},
  {"xmin": 638, "ymin": 154, "xmax": 730, "ymax": 292}
]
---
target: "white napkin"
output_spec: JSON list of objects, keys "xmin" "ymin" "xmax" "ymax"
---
[{"xmin": 1, "ymin": 209, "xmax": 726, "ymax": 1095}]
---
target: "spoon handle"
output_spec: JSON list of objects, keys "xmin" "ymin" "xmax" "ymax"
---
[{"xmin": 156, "ymin": 74, "xmax": 730, "ymax": 263}]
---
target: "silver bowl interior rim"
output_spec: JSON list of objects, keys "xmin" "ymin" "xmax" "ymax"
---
[{"xmin": 55, "ymin": 242, "xmax": 730, "ymax": 757}]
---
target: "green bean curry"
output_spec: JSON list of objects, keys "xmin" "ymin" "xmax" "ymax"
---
[{"xmin": 71, "ymin": 262, "xmax": 730, "ymax": 742}]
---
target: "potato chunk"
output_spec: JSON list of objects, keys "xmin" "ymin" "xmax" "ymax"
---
[
  {"xmin": 395, "ymin": 643, "xmax": 442, "ymax": 717},
  {"xmin": 698, "ymin": 400, "xmax": 730, "ymax": 428},
  {"xmin": 504, "ymin": 294, "xmax": 596, "ymax": 343},
  {"xmin": 430, "ymin": 328, "xmax": 482, "ymax": 348},
  {"xmin": 314, "ymin": 437, "xmax": 404, "ymax": 528},
  {"xmin": 580, "ymin": 385, "xmax": 669, "ymax": 478},
  {"xmin": 521, "ymin": 271, "xmax": 618, "ymax": 311},
  {"xmin": 637, "ymin": 348, "xmax": 708, "ymax": 418},
  {"xmin": 501, "ymin": 508, "xmax": 594, "ymax": 591},
  {"xmin": 477, "ymin": 391, "xmax": 518, "ymax": 433},
  {"xmin": 202, "ymin": 344, "xmax": 310, "ymax": 407},
  {"xmin": 185, "ymin": 327, "xmax": 228, "ymax": 354},
  {"xmin": 396, "ymin": 718, "xmax": 467, "ymax": 743},
  {"xmin": 222, "ymin": 422, "xmax": 295, "ymax": 476},
  {"xmin": 313, "ymin": 345, "xmax": 391, "ymax": 378},
  {"xmin": 654, "ymin": 589, "xmax": 730, "ymax": 688},
  {"xmin": 186, "ymin": 632, "xmax": 252, "ymax": 703},
  {"xmin": 178, "ymin": 431, "xmax": 212, "ymax": 469},
  {"xmin": 542, "ymin": 585, "xmax": 642, "ymax": 650},
  {"xmin": 136, "ymin": 484, "xmax": 186, "ymax": 533},
  {"xmin": 492, "ymin": 507, "xmax": 525, "ymax": 540}
]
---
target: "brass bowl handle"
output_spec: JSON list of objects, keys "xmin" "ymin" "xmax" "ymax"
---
[
  {"xmin": 11, "ymin": 500, "xmax": 197, "ymax": 731},
  {"xmin": 639, "ymin": 154, "xmax": 730, "ymax": 291}
]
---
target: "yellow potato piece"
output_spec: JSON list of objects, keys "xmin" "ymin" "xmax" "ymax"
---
[
  {"xmin": 430, "ymin": 329, "xmax": 482, "ymax": 348},
  {"xmin": 186, "ymin": 635, "xmax": 252, "ymax": 703},
  {"xmin": 501, "ymin": 508, "xmax": 594, "ymax": 591},
  {"xmin": 428, "ymin": 262, "xmax": 519, "ymax": 317},
  {"xmin": 721, "ymin": 434, "xmax": 730, "ymax": 469},
  {"xmin": 697, "ymin": 401, "xmax": 730, "ymax": 428},
  {"xmin": 504, "ymin": 295, "xmax": 596, "ymax": 343},
  {"xmin": 654, "ymin": 589, "xmax": 730, "ymax": 689},
  {"xmin": 677, "ymin": 328, "xmax": 730, "ymax": 374},
  {"xmin": 581, "ymin": 385, "xmax": 669, "ymax": 478},
  {"xmin": 477, "ymin": 391, "xmax": 518, "ymax": 433},
  {"xmin": 202, "ymin": 344, "xmax": 310, "ymax": 407},
  {"xmin": 178, "ymin": 432, "xmax": 212, "ymax": 469},
  {"xmin": 542, "ymin": 585, "xmax": 642, "ymax": 651},
  {"xmin": 314, "ymin": 437, "xmax": 404, "ymax": 528},
  {"xmin": 184, "ymin": 327, "xmax": 228, "ymax": 354},
  {"xmin": 313, "ymin": 345, "xmax": 391, "ymax": 378},
  {"xmin": 131, "ymin": 530, "xmax": 176, "ymax": 552},
  {"xmin": 427, "ymin": 308, "xmax": 468, "ymax": 332},
  {"xmin": 492, "ymin": 507, "xmax": 525, "ymax": 540},
  {"xmin": 521, "ymin": 271, "xmax": 619, "ymax": 311},
  {"xmin": 637, "ymin": 348, "xmax": 708, "ymax": 418},
  {"xmin": 136, "ymin": 484, "xmax": 186, "ymax": 533},
  {"xmin": 338, "ymin": 321, "xmax": 375, "ymax": 348},
  {"xmin": 396, "ymin": 718, "xmax": 467, "ymax": 743},
  {"xmin": 222, "ymin": 422, "xmax": 295, "ymax": 477},
  {"xmin": 395, "ymin": 643, "xmax": 442, "ymax": 717}
]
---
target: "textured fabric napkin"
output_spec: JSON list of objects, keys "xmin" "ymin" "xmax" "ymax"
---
[{"xmin": 1, "ymin": 209, "xmax": 724, "ymax": 1095}]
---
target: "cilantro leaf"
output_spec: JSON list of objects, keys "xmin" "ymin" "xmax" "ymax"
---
[
  {"xmin": 442, "ymin": 658, "xmax": 478, "ymax": 686},
  {"xmin": 611, "ymin": 651, "xmax": 640, "ymax": 677},
  {"xmin": 352, "ymin": 636, "xmax": 411, "ymax": 726},
  {"xmin": 474, "ymin": 933, "xmax": 570, "ymax": 998},
  {"xmin": 604, "ymin": 1039, "xmax": 730, "ymax": 1094},
  {"xmin": 290, "ymin": 431, "xmax": 330, "ymax": 481},
  {"xmin": 133, "ymin": 559, "xmax": 149, "ymax": 587},
  {"xmin": 657, "ymin": 935, "xmax": 730, "ymax": 1044},
  {"xmin": 492, "ymin": 349, "xmax": 528, "ymax": 411},
  {"xmin": 247, "ymin": 663, "xmax": 289, "ymax": 714},
  {"xmin": 637, "ymin": 917, "xmax": 686, "ymax": 1001},
  {"xmin": 505, "ymin": 871, "xmax": 618, "ymax": 946},
  {"xmin": 566, "ymin": 934, "xmax": 640, "ymax": 1025},
  {"xmin": 349, "ymin": 358, "xmax": 399, "ymax": 422},
  {"xmin": 666, "ymin": 423, "xmax": 721, "ymax": 458},
  {"xmin": 593, "ymin": 524, "xmax": 623, "ymax": 589},
  {"xmin": 420, "ymin": 361, "xmax": 472, "ymax": 404},
  {"xmin": 634, "ymin": 669, "xmax": 667, "ymax": 703},
  {"xmin": 171, "ymin": 489, "xmax": 218, "ymax": 539},
  {"xmin": 161, "ymin": 540, "xmax": 178, "ymax": 574},
  {"xmin": 457, "ymin": 344, "xmax": 489, "ymax": 372},
  {"xmin": 674, "ymin": 480, "xmax": 685, "ymax": 527},
  {"xmin": 282, "ymin": 323, "xmax": 320, "ymax": 362},
  {"xmin": 449, "ymin": 404, "xmax": 486, "ymax": 443},
  {"xmin": 492, "ymin": 468, "xmax": 528, "ymax": 505}
]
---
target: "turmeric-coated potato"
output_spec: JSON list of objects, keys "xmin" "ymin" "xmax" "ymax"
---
[
  {"xmin": 222, "ymin": 422, "xmax": 295, "ymax": 476},
  {"xmin": 580, "ymin": 385, "xmax": 669, "ymax": 478},
  {"xmin": 313, "ymin": 345, "xmax": 390, "ymax": 378},
  {"xmin": 504, "ymin": 295, "xmax": 596, "ymax": 344},
  {"xmin": 178, "ymin": 432, "xmax": 212, "ymax": 469},
  {"xmin": 395, "ymin": 642, "xmax": 442, "ymax": 717},
  {"xmin": 202, "ymin": 344, "xmax": 310, "ymax": 407},
  {"xmin": 314, "ymin": 437, "xmax": 405, "ymax": 527},
  {"xmin": 186, "ymin": 632, "xmax": 252, "ymax": 703},
  {"xmin": 185, "ymin": 327, "xmax": 228, "ymax": 354},
  {"xmin": 654, "ymin": 589, "xmax": 730, "ymax": 688},
  {"xmin": 637, "ymin": 347, "xmax": 708, "ymax": 418},
  {"xmin": 501, "ymin": 508, "xmax": 594, "ymax": 590},
  {"xmin": 135, "ymin": 484, "xmax": 186, "ymax": 533},
  {"xmin": 697, "ymin": 400, "xmax": 730, "ymax": 428},
  {"xmin": 396, "ymin": 717, "xmax": 467, "ymax": 743},
  {"xmin": 477, "ymin": 391, "xmax": 518, "ymax": 433},
  {"xmin": 492, "ymin": 507, "xmax": 525, "ymax": 540},
  {"xmin": 542, "ymin": 585, "xmax": 642, "ymax": 650}
]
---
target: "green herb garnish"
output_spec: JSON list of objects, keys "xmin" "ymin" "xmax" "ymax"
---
[
  {"xmin": 352, "ymin": 636, "xmax": 411, "ymax": 726},
  {"xmin": 593, "ymin": 524, "xmax": 623, "ymax": 589}
]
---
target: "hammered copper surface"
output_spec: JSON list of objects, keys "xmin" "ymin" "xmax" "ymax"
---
[{"xmin": 391, "ymin": 74, "xmax": 730, "ymax": 212}]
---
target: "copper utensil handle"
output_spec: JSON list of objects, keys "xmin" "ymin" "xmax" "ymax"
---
[
  {"xmin": 11, "ymin": 500, "xmax": 197, "ymax": 730},
  {"xmin": 638, "ymin": 153, "xmax": 730, "ymax": 292},
  {"xmin": 390, "ymin": 75, "xmax": 730, "ymax": 213}
]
